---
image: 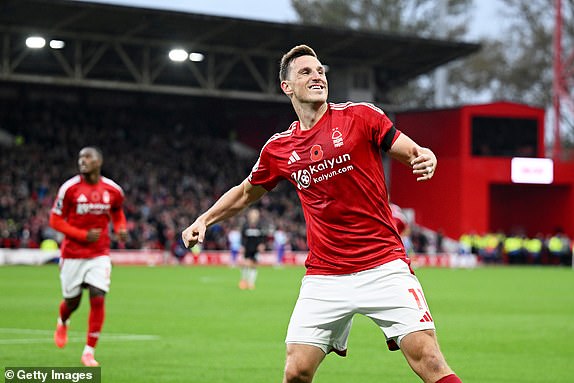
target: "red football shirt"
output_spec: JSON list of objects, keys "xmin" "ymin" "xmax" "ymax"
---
[
  {"xmin": 51, "ymin": 175, "xmax": 125, "ymax": 259},
  {"xmin": 249, "ymin": 102, "xmax": 407, "ymax": 275}
]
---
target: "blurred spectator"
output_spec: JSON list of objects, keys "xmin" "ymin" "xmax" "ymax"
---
[
  {"xmin": 524, "ymin": 234, "xmax": 543, "ymax": 265},
  {"xmin": 547, "ymin": 229, "xmax": 571, "ymax": 266},
  {"xmin": 458, "ymin": 232, "xmax": 473, "ymax": 255},
  {"xmin": 273, "ymin": 221, "xmax": 288, "ymax": 266},
  {"xmin": 480, "ymin": 232, "xmax": 502, "ymax": 264},
  {"xmin": 170, "ymin": 236, "xmax": 188, "ymax": 264},
  {"xmin": 410, "ymin": 227, "xmax": 429, "ymax": 253},
  {"xmin": 227, "ymin": 222, "xmax": 242, "ymax": 267},
  {"xmin": 503, "ymin": 233, "xmax": 525, "ymax": 264},
  {"xmin": 435, "ymin": 229, "xmax": 444, "ymax": 254}
]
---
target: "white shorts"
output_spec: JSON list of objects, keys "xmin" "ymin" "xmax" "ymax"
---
[
  {"xmin": 285, "ymin": 259, "xmax": 436, "ymax": 355},
  {"xmin": 59, "ymin": 256, "xmax": 112, "ymax": 298}
]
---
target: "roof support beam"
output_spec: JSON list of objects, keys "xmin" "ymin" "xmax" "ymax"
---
[{"xmin": 0, "ymin": 29, "xmax": 288, "ymax": 103}]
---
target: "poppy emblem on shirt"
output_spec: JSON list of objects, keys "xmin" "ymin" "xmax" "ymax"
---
[
  {"xmin": 310, "ymin": 144, "xmax": 323, "ymax": 162},
  {"xmin": 91, "ymin": 191, "xmax": 100, "ymax": 202},
  {"xmin": 103, "ymin": 191, "xmax": 110, "ymax": 204}
]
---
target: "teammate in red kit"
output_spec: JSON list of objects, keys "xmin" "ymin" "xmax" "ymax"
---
[
  {"xmin": 391, "ymin": 202, "xmax": 409, "ymax": 235},
  {"xmin": 50, "ymin": 147, "xmax": 127, "ymax": 367},
  {"xmin": 182, "ymin": 45, "xmax": 462, "ymax": 383}
]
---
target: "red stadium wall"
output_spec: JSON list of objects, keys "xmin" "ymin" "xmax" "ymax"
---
[{"xmin": 391, "ymin": 102, "xmax": 574, "ymax": 239}]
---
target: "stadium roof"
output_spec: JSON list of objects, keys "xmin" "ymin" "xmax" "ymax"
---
[{"xmin": 0, "ymin": 0, "xmax": 481, "ymax": 102}]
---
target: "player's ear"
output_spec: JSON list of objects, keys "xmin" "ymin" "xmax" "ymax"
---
[{"xmin": 281, "ymin": 80, "xmax": 293, "ymax": 96}]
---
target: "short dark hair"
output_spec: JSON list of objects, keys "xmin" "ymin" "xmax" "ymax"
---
[
  {"xmin": 279, "ymin": 45, "xmax": 318, "ymax": 82},
  {"xmin": 81, "ymin": 146, "xmax": 103, "ymax": 160}
]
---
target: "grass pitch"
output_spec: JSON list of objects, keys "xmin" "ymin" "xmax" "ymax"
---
[{"xmin": 1, "ymin": 264, "xmax": 573, "ymax": 382}]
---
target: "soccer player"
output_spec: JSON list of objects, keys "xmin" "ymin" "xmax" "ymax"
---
[
  {"xmin": 182, "ymin": 45, "xmax": 462, "ymax": 383},
  {"xmin": 239, "ymin": 208, "xmax": 265, "ymax": 289},
  {"xmin": 50, "ymin": 147, "xmax": 127, "ymax": 367}
]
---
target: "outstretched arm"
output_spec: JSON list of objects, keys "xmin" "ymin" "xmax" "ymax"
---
[
  {"xmin": 387, "ymin": 133, "xmax": 437, "ymax": 182},
  {"xmin": 181, "ymin": 179, "xmax": 267, "ymax": 248}
]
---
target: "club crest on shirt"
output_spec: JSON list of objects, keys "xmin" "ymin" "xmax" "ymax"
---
[{"xmin": 332, "ymin": 128, "xmax": 344, "ymax": 148}]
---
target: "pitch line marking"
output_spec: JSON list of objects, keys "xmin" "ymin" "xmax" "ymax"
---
[{"xmin": 0, "ymin": 327, "xmax": 160, "ymax": 345}]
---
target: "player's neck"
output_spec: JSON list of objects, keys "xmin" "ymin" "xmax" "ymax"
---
[
  {"xmin": 82, "ymin": 172, "xmax": 101, "ymax": 184},
  {"xmin": 295, "ymin": 101, "xmax": 328, "ymax": 131}
]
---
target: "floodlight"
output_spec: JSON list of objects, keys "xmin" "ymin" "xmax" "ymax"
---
[
  {"xmin": 26, "ymin": 36, "xmax": 46, "ymax": 49},
  {"xmin": 169, "ymin": 49, "xmax": 188, "ymax": 62},
  {"xmin": 50, "ymin": 40, "xmax": 65, "ymax": 49},
  {"xmin": 189, "ymin": 52, "xmax": 205, "ymax": 62}
]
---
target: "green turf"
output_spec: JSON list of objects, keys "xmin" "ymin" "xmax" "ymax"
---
[{"xmin": 1, "ymin": 264, "xmax": 573, "ymax": 382}]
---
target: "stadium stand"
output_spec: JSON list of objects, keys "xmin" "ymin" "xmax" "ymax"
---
[{"xmin": 0, "ymin": 92, "xmax": 308, "ymax": 253}]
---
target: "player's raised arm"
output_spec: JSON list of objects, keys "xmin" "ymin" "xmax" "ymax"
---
[
  {"xmin": 181, "ymin": 179, "xmax": 267, "ymax": 248},
  {"xmin": 387, "ymin": 133, "xmax": 437, "ymax": 182}
]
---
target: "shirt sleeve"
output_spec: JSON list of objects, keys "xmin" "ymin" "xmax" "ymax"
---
[
  {"xmin": 111, "ymin": 209, "xmax": 127, "ymax": 233},
  {"xmin": 361, "ymin": 103, "xmax": 401, "ymax": 151},
  {"xmin": 51, "ymin": 184, "xmax": 68, "ymax": 217},
  {"xmin": 110, "ymin": 187, "xmax": 126, "ymax": 233},
  {"xmin": 247, "ymin": 146, "xmax": 282, "ymax": 191},
  {"xmin": 50, "ymin": 184, "xmax": 88, "ymax": 240},
  {"xmin": 49, "ymin": 212, "xmax": 88, "ymax": 241}
]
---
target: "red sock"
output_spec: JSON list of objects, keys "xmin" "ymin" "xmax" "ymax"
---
[
  {"xmin": 87, "ymin": 296, "xmax": 105, "ymax": 348},
  {"xmin": 59, "ymin": 300, "xmax": 73, "ymax": 323},
  {"xmin": 436, "ymin": 374, "xmax": 462, "ymax": 383}
]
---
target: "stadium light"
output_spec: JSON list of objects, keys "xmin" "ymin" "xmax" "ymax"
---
[
  {"xmin": 49, "ymin": 40, "xmax": 65, "ymax": 49},
  {"xmin": 26, "ymin": 36, "xmax": 46, "ymax": 49},
  {"xmin": 188, "ymin": 52, "xmax": 204, "ymax": 62},
  {"xmin": 169, "ymin": 49, "xmax": 188, "ymax": 62}
]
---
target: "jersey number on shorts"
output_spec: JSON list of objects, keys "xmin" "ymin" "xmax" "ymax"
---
[{"xmin": 408, "ymin": 288, "xmax": 428, "ymax": 310}]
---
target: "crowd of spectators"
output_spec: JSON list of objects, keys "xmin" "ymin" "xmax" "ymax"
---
[{"xmin": 0, "ymin": 95, "xmax": 308, "ymax": 254}]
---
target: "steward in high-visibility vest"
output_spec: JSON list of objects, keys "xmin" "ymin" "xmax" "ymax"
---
[
  {"xmin": 470, "ymin": 233, "xmax": 481, "ymax": 255},
  {"xmin": 504, "ymin": 235, "xmax": 524, "ymax": 264},
  {"xmin": 548, "ymin": 233, "xmax": 572, "ymax": 266},
  {"xmin": 481, "ymin": 233, "xmax": 501, "ymax": 263},
  {"xmin": 40, "ymin": 238, "xmax": 59, "ymax": 251},
  {"xmin": 524, "ymin": 236, "xmax": 543, "ymax": 264},
  {"xmin": 547, "ymin": 235, "xmax": 564, "ymax": 253}
]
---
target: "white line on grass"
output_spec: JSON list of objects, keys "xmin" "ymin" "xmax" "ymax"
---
[{"xmin": 0, "ymin": 328, "xmax": 160, "ymax": 345}]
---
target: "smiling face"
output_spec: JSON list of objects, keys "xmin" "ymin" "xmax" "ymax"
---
[{"xmin": 281, "ymin": 55, "xmax": 328, "ymax": 105}]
